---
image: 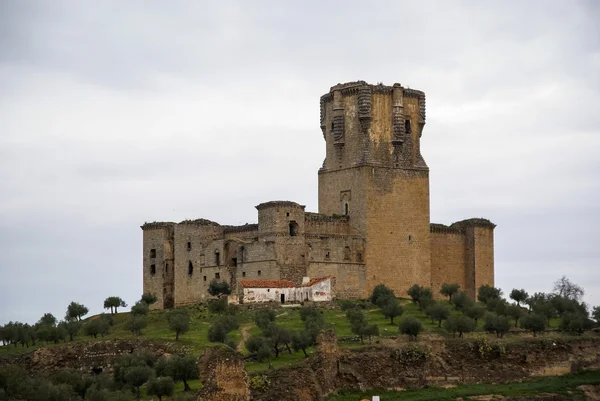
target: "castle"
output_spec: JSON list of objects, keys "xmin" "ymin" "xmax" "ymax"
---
[{"xmin": 142, "ymin": 81, "xmax": 496, "ymax": 309}]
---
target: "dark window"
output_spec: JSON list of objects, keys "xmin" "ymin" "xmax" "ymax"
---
[
  {"xmin": 242, "ymin": 271, "xmax": 246, "ymax": 277},
  {"xmin": 405, "ymin": 119, "xmax": 411, "ymax": 135},
  {"xmin": 258, "ymin": 270, "xmax": 262, "ymax": 276},
  {"xmin": 232, "ymin": 257, "xmax": 237, "ymax": 267},
  {"xmin": 240, "ymin": 246, "xmax": 245, "ymax": 264},
  {"xmin": 408, "ymin": 235, "xmax": 412, "ymax": 241},
  {"xmin": 286, "ymin": 212, "xmax": 290, "ymax": 217},
  {"xmin": 203, "ymin": 276, "xmax": 207, "ymax": 282},
  {"xmin": 344, "ymin": 246, "xmax": 351, "ymax": 261},
  {"xmin": 267, "ymin": 289, "xmax": 270, "ymax": 292},
  {"xmin": 187, "ymin": 241, "xmax": 191, "ymax": 251},
  {"xmin": 150, "ymin": 249, "xmax": 156, "ymax": 258},
  {"xmin": 325, "ymin": 250, "xmax": 330, "ymax": 260},
  {"xmin": 188, "ymin": 261, "xmax": 193, "ymax": 276},
  {"xmin": 165, "ymin": 263, "xmax": 169, "ymax": 273},
  {"xmin": 215, "ymin": 272, "xmax": 220, "ymax": 279},
  {"xmin": 289, "ymin": 221, "xmax": 298, "ymax": 236},
  {"xmin": 215, "ymin": 251, "xmax": 220, "ymax": 266},
  {"xmin": 150, "ymin": 264, "xmax": 156, "ymax": 276},
  {"xmin": 344, "ymin": 203, "xmax": 349, "ymax": 215},
  {"xmin": 357, "ymin": 252, "xmax": 363, "ymax": 263}
]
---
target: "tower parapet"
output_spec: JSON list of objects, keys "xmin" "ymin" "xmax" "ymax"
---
[{"xmin": 320, "ymin": 81, "xmax": 427, "ymax": 171}]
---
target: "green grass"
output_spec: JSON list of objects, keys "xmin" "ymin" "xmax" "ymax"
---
[
  {"xmin": 326, "ymin": 370, "xmax": 600, "ymax": 401},
  {"xmin": 0, "ymin": 299, "xmax": 578, "ymax": 364}
]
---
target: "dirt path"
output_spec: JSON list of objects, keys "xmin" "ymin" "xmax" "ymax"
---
[{"xmin": 237, "ymin": 323, "xmax": 253, "ymax": 352}]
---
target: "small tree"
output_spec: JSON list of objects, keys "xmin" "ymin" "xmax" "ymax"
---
[
  {"xmin": 381, "ymin": 298, "xmax": 404, "ymax": 324},
  {"xmin": 128, "ymin": 316, "xmax": 148, "ymax": 336},
  {"xmin": 292, "ymin": 330, "xmax": 313, "ymax": 357},
  {"xmin": 399, "ymin": 316, "xmax": 422, "ymax": 341},
  {"xmin": 427, "ymin": 303, "xmax": 451, "ymax": 327},
  {"xmin": 509, "ymin": 289, "xmax": 529, "ymax": 306},
  {"xmin": 140, "ymin": 293, "xmax": 158, "ymax": 305},
  {"xmin": 38, "ymin": 313, "xmax": 57, "ymax": 327},
  {"xmin": 370, "ymin": 284, "xmax": 395, "ymax": 307},
  {"xmin": 444, "ymin": 315, "xmax": 476, "ymax": 338},
  {"xmin": 147, "ymin": 376, "xmax": 175, "ymax": 401},
  {"xmin": 167, "ymin": 309, "xmax": 190, "ymax": 340},
  {"xmin": 208, "ymin": 280, "xmax": 232, "ymax": 298},
  {"xmin": 103, "ymin": 297, "xmax": 127, "ymax": 314},
  {"xmin": 124, "ymin": 366, "xmax": 153, "ymax": 398},
  {"xmin": 521, "ymin": 314, "xmax": 546, "ymax": 337},
  {"xmin": 477, "ymin": 285, "xmax": 503, "ymax": 305},
  {"xmin": 464, "ymin": 304, "xmax": 486, "ymax": 323},
  {"xmin": 553, "ymin": 276, "xmax": 584, "ymax": 301},
  {"xmin": 417, "ymin": 288, "xmax": 434, "ymax": 311},
  {"xmin": 345, "ymin": 309, "xmax": 377, "ymax": 344},
  {"xmin": 58, "ymin": 320, "xmax": 81, "ymax": 341},
  {"xmin": 560, "ymin": 312, "xmax": 593, "ymax": 335},
  {"xmin": 451, "ymin": 291, "xmax": 473, "ymax": 310},
  {"xmin": 593, "ymin": 306, "xmax": 600, "ymax": 324},
  {"xmin": 483, "ymin": 314, "xmax": 510, "ymax": 338},
  {"xmin": 507, "ymin": 304, "xmax": 525, "ymax": 327},
  {"xmin": 83, "ymin": 319, "xmax": 109, "ymax": 338},
  {"xmin": 131, "ymin": 301, "xmax": 149, "ymax": 316},
  {"xmin": 440, "ymin": 283, "xmax": 460, "ymax": 302},
  {"xmin": 246, "ymin": 335, "xmax": 273, "ymax": 368},
  {"xmin": 66, "ymin": 302, "xmax": 89, "ymax": 321},
  {"xmin": 156, "ymin": 354, "xmax": 198, "ymax": 392},
  {"xmin": 407, "ymin": 284, "xmax": 423, "ymax": 304}
]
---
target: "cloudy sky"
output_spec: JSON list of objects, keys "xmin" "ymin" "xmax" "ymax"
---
[{"xmin": 1, "ymin": 1, "xmax": 598, "ymax": 325}]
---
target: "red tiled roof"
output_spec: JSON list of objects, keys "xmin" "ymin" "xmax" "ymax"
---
[
  {"xmin": 300, "ymin": 276, "xmax": 333, "ymax": 287},
  {"xmin": 240, "ymin": 280, "xmax": 295, "ymax": 288}
]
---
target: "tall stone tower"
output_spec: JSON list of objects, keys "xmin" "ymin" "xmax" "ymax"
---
[{"xmin": 318, "ymin": 81, "xmax": 431, "ymax": 297}]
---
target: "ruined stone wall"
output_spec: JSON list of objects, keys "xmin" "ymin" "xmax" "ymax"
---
[
  {"xmin": 474, "ymin": 226, "xmax": 495, "ymax": 292},
  {"xmin": 142, "ymin": 224, "xmax": 174, "ymax": 310},
  {"xmin": 173, "ymin": 223, "xmax": 226, "ymax": 306},
  {"xmin": 430, "ymin": 230, "xmax": 468, "ymax": 297}
]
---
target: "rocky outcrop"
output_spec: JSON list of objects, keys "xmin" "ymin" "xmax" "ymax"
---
[
  {"xmin": 0, "ymin": 339, "xmax": 185, "ymax": 375},
  {"xmin": 196, "ymin": 347, "xmax": 250, "ymax": 401}
]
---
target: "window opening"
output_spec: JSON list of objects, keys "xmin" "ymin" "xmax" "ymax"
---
[
  {"xmin": 344, "ymin": 203, "xmax": 349, "ymax": 215},
  {"xmin": 258, "ymin": 270, "xmax": 262, "ymax": 276},
  {"xmin": 325, "ymin": 250, "xmax": 330, "ymax": 260},
  {"xmin": 215, "ymin": 272, "xmax": 220, "ymax": 279},
  {"xmin": 232, "ymin": 257, "xmax": 237, "ymax": 267},
  {"xmin": 405, "ymin": 119, "xmax": 412, "ymax": 135},
  {"xmin": 344, "ymin": 246, "xmax": 351, "ymax": 261},
  {"xmin": 215, "ymin": 251, "xmax": 220, "ymax": 266},
  {"xmin": 150, "ymin": 249, "xmax": 156, "ymax": 258},
  {"xmin": 165, "ymin": 263, "xmax": 169, "ymax": 273},
  {"xmin": 242, "ymin": 271, "xmax": 246, "ymax": 277},
  {"xmin": 187, "ymin": 242, "xmax": 191, "ymax": 251},
  {"xmin": 188, "ymin": 261, "xmax": 193, "ymax": 276},
  {"xmin": 289, "ymin": 221, "xmax": 298, "ymax": 236},
  {"xmin": 357, "ymin": 252, "xmax": 363, "ymax": 263},
  {"xmin": 240, "ymin": 246, "xmax": 244, "ymax": 264},
  {"xmin": 203, "ymin": 276, "xmax": 207, "ymax": 282},
  {"xmin": 150, "ymin": 264, "xmax": 156, "ymax": 276}
]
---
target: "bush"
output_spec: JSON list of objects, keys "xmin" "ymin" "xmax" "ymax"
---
[
  {"xmin": 381, "ymin": 297, "xmax": 404, "ymax": 325},
  {"xmin": 464, "ymin": 304, "xmax": 486, "ymax": 322},
  {"xmin": 426, "ymin": 303, "xmax": 450, "ymax": 327},
  {"xmin": 399, "ymin": 316, "xmax": 422, "ymax": 340},
  {"xmin": 483, "ymin": 314, "xmax": 510, "ymax": 338},
  {"xmin": 440, "ymin": 283, "xmax": 460, "ymax": 301},
  {"xmin": 147, "ymin": 376, "xmax": 175, "ymax": 401},
  {"xmin": 452, "ymin": 291, "xmax": 473, "ymax": 310},
  {"xmin": 208, "ymin": 298, "xmax": 229, "ymax": 314},
  {"xmin": 444, "ymin": 315, "xmax": 476, "ymax": 338},
  {"xmin": 477, "ymin": 285, "xmax": 503, "ymax": 305},
  {"xmin": 407, "ymin": 284, "xmax": 424, "ymax": 303},
  {"xmin": 167, "ymin": 309, "xmax": 190, "ymax": 340},
  {"xmin": 370, "ymin": 284, "xmax": 395, "ymax": 307},
  {"xmin": 520, "ymin": 314, "xmax": 546, "ymax": 336}
]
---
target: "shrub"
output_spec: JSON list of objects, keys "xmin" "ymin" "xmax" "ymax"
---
[
  {"xmin": 399, "ymin": 316, "xmax": 422, "ymax": 341},
  {"xmin": 444, "ymin": 315, "xmax": 476, "ymax": 338},
  {"xmin": 520, "ymin": 314, "xmax": 546, "ymax": 336},
  {"xmin": 440, "ymin": 283, "xmax": 460, "ymax": 301},
  {"xmin": 426, "ymin": 303, "xmax": 450, "ymax": 327},
  {"xmin": 370, "ymin": 284, "xmax": 395, "ymax": 307}
]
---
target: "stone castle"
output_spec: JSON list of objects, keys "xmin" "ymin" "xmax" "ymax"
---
[{"xmin": 142, "ymin": 81, "xmax": 496, "ymax": 309}]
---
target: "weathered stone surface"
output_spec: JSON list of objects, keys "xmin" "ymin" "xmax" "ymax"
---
[
  {"xmin": 0, "ymin": 339, "xmax": 184, "ymax": 375},
  {"xmin": 196, "ymin": 347, "xmax": 250, "ymax": 401}
]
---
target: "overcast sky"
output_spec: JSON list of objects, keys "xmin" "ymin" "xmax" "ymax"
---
[{"xmin": 1, "ymin": 1, "xmax": 598, "ymax": 325}]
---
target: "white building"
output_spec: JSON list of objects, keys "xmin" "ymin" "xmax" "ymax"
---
[{"xmin": 237, "ymin": 276, "xmax": 333, "ymax": 304}]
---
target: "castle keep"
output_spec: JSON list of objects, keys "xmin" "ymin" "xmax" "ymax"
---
[{"xmin": 142, "ymin": 81, "xmax": 496, "ymax": 309}]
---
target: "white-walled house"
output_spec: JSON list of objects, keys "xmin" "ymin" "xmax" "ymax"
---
[{"xmin": 238, "ymin": 276, "xmax": 333, "ymax": 304}]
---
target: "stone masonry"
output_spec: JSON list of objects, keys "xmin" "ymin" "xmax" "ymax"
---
[{"xmin": 142, "ymin": 81, "xmax": 495, "ymax": 309}]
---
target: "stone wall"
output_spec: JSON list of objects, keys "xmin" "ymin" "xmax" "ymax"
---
[
  {"xmin": 142, "ymin": 224, "xmax": 174, "ymax": 310},
  {"xmin": 430, "ymin": 230, "xmax": 467, "ymax": 298}
]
